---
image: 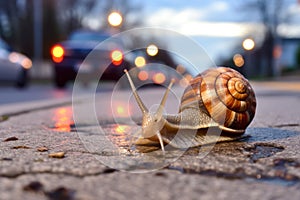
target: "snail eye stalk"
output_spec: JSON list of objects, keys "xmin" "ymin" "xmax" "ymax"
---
[
  {"xmin": 124, "ymin": 70, "xmax": 148, "ymax": 114},
  {"xmin": 156, "ymin": 79, "xmax": 175, "ymax": 117}
]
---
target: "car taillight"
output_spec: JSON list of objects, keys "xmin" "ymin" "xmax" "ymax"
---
[
  {"xmin": 110, "ymin": 50, "xmax": 123, "ymax": 66},
  {"xmin": 51, "ymin": 45, "xmax": 64, "ymax": 63},
  {"xmin": 138, "ymin": 70, "xmax": 149, "ymax": 81}
]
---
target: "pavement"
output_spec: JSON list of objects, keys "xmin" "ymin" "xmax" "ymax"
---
[{"xmin": 0, "ymin": 79, "xmax": 300, "ymax": 200}]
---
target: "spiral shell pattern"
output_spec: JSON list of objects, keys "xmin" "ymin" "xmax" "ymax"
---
[{"xmin": 180, "ymin": 67, "xmax": 256, "ymax": 133}]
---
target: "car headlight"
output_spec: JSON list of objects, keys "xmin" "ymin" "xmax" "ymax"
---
[{"xmin": 8, "ymin": 52, "xmax": 32, "ymax": 69}]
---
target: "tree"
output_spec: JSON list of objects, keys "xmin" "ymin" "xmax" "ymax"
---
[
  {"xmin": 55, "ymin": 0, "xmax": 98, "ymax": 38},
  {"xmin": 241, "ymin": 0, "xmax": 287, "ymax": 76},
  {"xmin": 0, "ymin": 0, "xmax": 143, "ymax": 59},
  {"xmin": 296, "ymin": 45, "xmax": 300, "ymax": 68},
  {"xmin": 0, "ymin": 0, "xmax": 23, "ymax": 50},
  {"xmin": 19, "ymin": 0, "xmax": 34, "ymax": 57},
  {"xmin": 52, "ymin": 0, "xmax": 144, "ymax": 52}
]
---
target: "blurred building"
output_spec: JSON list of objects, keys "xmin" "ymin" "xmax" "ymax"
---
[
  {"xmin": 280, "ymin": 38, "xmax": 300, "ymax": 69},
  {"xmin": 222, "ymin": 32, "xmax": 300, "ymax": 79}
]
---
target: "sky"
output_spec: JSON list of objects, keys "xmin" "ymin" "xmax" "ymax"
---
[
  {"xmin": 85, "ymin": 0, "xmax": 300, "ymax": 71},
  {"xmin": 128, "ymin": 0, "xmax": 300, "ymax": 66}
]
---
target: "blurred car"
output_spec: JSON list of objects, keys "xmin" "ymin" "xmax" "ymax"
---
[
  {"xmin": 50, "ymin": 30, "xmax": 129, "ymax": 88},
  {"xmin": 0, "ymin": 39, "xmax": 32, "ymax": 88}
]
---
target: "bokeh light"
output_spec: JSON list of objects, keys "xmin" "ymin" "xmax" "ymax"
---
[
  {"xmin": 21, "ymin": 58, "xmax": 32, "ymax": 69},
  {"xmin": 52, "ymin": 45, "xmax": 64, "ymax": 58},
  {"xmin": 115, "ymin": 125, "xmax": 129, "ymax": 134},
  {"xmin": 111, "ymin": 50, "xmax": 123, "ymax": 65},
  {"xmin": 8, "ymin": 52, "xmax": 32, "ymax": 69},
  {"xmin": 134, "ymin": 56, "xmax": 146, "ymax": 67},
  {"xmin": 108, "ymin": 11, "xmax": 123, "ymax": 27},
  {"xmin": 52, "ymin": 107, "xmax": 73, "ymax": 132},
  {"xmin": 114, "ymin": 104, "xmax": 130, "ymax": 118},
  {"xmin": 51, "ymin": 45, "xmax": 64, "ymax": 63},
  {"xmin": 117, "ymin": 105, "xmax": 125, "ymax": 115},
  {"xmin": 176, "ymin": 64, "xmax": 186, "ymax": 74},
  {"xmin": 152, "ymin": 72, "xmax": 166, "ymax": 84},
  {"xmin": 273, "ymin": 45, "xmax": 282, "ymax": 59},
  {"xmin": 138, "ymin": 70, "xmax": 149, "ymax": 81},
  {"xmin": 8, "ymin": 52, "xmax": 19, "ymax": 63},
  {"xmin": 242, "ymin": 38, "xmax": 255, "ymax": 51},
  {"xmin": 233, "ymin": 54, "xmax": 245, "ymax": 67},
  {"xmin": 146, "ymin": 44, "xmax": 159, "ymax": 56}
]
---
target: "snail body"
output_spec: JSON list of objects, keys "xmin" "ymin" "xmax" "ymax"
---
[{"xmin": 124, "ymin": 67, "xmax": 256, "ymax": 151}]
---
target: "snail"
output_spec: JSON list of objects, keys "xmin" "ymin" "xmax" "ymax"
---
[{"xmin": 124, "ymin": 67, "xmax": 256, "ymax": 152}]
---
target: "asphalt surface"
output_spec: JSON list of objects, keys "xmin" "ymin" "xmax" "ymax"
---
[{"xmin": 0, "ymin": 80, "xmax": 300, "ymax": 200}]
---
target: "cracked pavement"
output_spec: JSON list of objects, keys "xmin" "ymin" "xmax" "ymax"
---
[{"xmin": 0, "ymin": 81, "xmax": 300, "ymax": 200}]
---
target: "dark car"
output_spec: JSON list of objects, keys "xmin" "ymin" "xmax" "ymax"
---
[
  {"xmin": 50, "ymin": 30, "xmax": 129, "ymax": 88},
  {"xmin": 0, "ymin": 38, "xmax": 32, "ymax": 88}
]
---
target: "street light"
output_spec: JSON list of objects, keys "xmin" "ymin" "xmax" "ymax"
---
[
  {"xmin": 135, "ymin": 56, "xmax": 146, "ymax": 67},
  {"xmin": 108, "ymin": 11, "xmax": 123, "ymax": 27},
  {"xmin": 242, "ymin": 38, "xmax": 255, "ymax": 51},
  {"xmin": 242, "ymin": 38, "xmax": 255, "ymax": 77},
  {"xmin": 146, "ymin": 44, "xmax": 159, "ymax": 56}
]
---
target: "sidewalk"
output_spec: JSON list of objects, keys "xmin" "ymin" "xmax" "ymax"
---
[{"xmin": 0, "ymin": 83, "xmax": 300, "ymax": 200}]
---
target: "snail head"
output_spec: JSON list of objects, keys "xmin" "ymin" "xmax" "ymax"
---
[{"xmin": 124, "ymin": 70, "xmax": 174, "ymax": 139}]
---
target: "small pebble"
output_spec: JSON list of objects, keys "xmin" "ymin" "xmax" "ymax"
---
[
  {"xmin": 23, "ymin": 181, "xmax": 44, "ymax": 192},
  {"xmin": 45, "ymin": 187, "xmax": 76, "ymax": 200},
  {"xmin": 48, "ymin": 152, "xmax": 65, "ymax": 158},
  {"xmin": 102, "ymin": 168, "xmax": 117, "ymax": 174},
  {"xmin": 1, "ymin": 158, "xmax": 13, "ymax": 161},
  {"xmin": 3, "ymin": 136, "xmax": 18, "ymax": 142},
  {"xmin": 12, "ymin": 145, "xmax": 31, "ymax": 149},
  {"xmin": 155, "ymin": 172, "xmax": 167, "ymax": 177},
  {"xmin": 37, "ymin": 147, "xmax": 49, "ymax": 152}
]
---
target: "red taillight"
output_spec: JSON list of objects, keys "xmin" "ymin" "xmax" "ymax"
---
[
  {"xmin": 138, "ymin": 70, "xmax": 149, "ymax": 81},
  {"xmin": 111, "ymin": 50, "xmax": 123, "ymax": 66},
  {"xmin": 51, "ymin": 45, "xmax": 64, "ymax": 63}
]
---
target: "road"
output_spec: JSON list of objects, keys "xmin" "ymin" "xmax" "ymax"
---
[
  {"xmin": 0, "ymin": 81, "xmax": 118, "ymax": 105},
  {"xmin": 0, "ymin": 79, "xmax": 299, "ymax": 105},
  {"xmin": 0, "ymin": 77, "xmax": 300, "ymax": 200},
  {"xmin": 0, "ymin": 85, "xmax": 72, "ymax": 105}
]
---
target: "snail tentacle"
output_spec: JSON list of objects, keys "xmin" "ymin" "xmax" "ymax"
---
[
  {"xmin": 124, "ymin": 69, "xmax": 148, "ymax": 114},
  {"xmin": 156, "ymin": 131, "xmax": 165, "ymax": 152},
  {"xmin": 124, "ymin": 70, "xmax": 175, "ymax": 152},
  {"xmin": 156, "ymin": 79, "xmax": 175, "ymax": 117}
]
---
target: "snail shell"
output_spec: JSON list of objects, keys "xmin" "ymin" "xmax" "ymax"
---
[
  {"xmin": 179, "ymin": 67, "xmax": 256, "ymax": 133},
  {"xmin": 124, "ymin": 67, "xmax": 257, "ymax": 150}
]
